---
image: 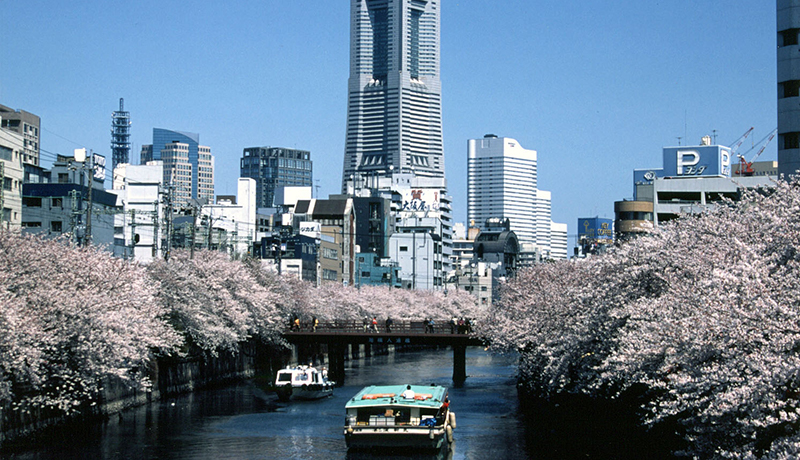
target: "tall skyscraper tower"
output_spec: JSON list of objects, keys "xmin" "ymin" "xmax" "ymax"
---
[
  {"xmin": 240, "ymin": 147, "xmax": 312, "ymax": 208},
  {"xmin": 341, "ymin": 0, "xmax": 444, "ymax": 191},
  {"xmin": 468, "ymin": 135, "xmax": 538, "ymax": 245},
  {"xmin": 778, "ymin": 0, "xmax": 800, "ymax": 177},
  {"xmin": 111, "ymin": 98, "xmax": 131, "ymax": 171}
]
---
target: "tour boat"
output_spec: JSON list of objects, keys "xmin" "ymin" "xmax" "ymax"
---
[
  {"xmin": 343, "ymin": 384, "xmax": 455, "ymax": 450},
  {"xmin": 274, "ymin": 365, "xmax": 335, "ymax": 401}
]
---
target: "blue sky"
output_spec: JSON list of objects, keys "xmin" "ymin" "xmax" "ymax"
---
[{"xmin": 1, "ymin": 1, "xmax": 777, "ymax": 245}]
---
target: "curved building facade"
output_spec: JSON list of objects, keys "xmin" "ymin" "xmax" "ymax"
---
[{"xmin": 778, "ymin": 0, "xmax": 800, "ymax": 177}]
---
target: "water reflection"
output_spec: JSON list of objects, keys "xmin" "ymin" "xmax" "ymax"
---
[
  {"xmin": 4, "ymin": 347, "xmax": 528, "ymax": 460},
  {"xmin": 345, "ymin": 442, "xmax": 455, "ymax": 460}
]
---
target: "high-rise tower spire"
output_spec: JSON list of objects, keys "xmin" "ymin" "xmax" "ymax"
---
[
  {"xmin": 341, "ymin": 0, "xmax": 444, "ymax": 191},
  {"xmin": 111, "ymin": 98, "xmax": 131, "ymax": 170}
]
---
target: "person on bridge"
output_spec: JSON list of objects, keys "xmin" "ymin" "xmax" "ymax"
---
[
  {"xmin": 401, "ymin": 385, "xmax": 415, "ymax": 399},
  {"xmin": 385, "ymin": 317, "xmax": 393, "ymax": 333},
  {"xmin": 312, "ymin": 316, "xmax": 319, "ymax": 332},
  {"xmin": 292, "ymin": 316, "xmax": 300, "ymax": 331},
  {"xmin": 363, "ymin": 317, "xmax": 369, "ymax": 332},
  {"xmin": 371, "ymin": 316, "xmax": 378, "ymax": 333}
]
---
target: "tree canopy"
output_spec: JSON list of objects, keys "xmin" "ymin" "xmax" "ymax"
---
[{"xmin": 482, "ymin": 179, "xmax": 800, "ymax": 459}]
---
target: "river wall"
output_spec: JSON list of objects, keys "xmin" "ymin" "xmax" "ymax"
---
[
  {"xmin": 0, "ymin": 341, "xmax": 287, "ymax": 448},
  {"xmin": 0, "ymin": 340, "xmax": 401, "ymax": 448}
]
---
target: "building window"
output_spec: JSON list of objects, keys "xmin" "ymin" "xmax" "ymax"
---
[
  {"xmin": 781, "ymin": 28, "xmax": 800, "ymax": 46},
  {"xmin": 2, "ymin": 177, "xmax": 11, "ymax": 191},
  {"xmin": 323, "ymin": 269, "xmax": 338, "ymax": 281},
  {"xmin": 23, "ymin": 197, "xmax": 42, "ymax": 207},
  {"xmin": 400, "ymin": 246, "xmax": 408, "ymax": 252},
  {"xmin": 782, "ymin": 132, "xmax": 800, "ymax": 150},
  {"xmin": 51, "ymin": 197, "xmax": 63, "ymax": 209},
  {"xmin": 780, "ymin": 80, "xmax": 800, "ymax": 98},
  {"xmin": 51, "ymin": 221, "xmax": 62, "ymax": 233},
  {"xmin": 322, "ymin": 247, "xmax": 339, "ymax": 259},
  {"xmin": 21, "ymin": 221, "xmax": 42, "ymax": 228}
]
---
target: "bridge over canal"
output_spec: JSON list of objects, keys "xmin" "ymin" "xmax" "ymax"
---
[{"xmin": 282, "ymin": 320, "xmax": 485, "ymax": 384}]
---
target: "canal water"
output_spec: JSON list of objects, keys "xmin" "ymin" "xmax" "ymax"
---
[{"xmin": 5, "ymin": 347, "xmax": 531, "ymax": 460}]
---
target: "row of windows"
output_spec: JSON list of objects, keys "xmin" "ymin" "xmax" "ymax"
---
[
  {"xmin": 323, "ymin": 268, "xmax": 338, "ymax": 281},
  {"xmin": 21, "ymin": 221, "xmax": 63, "ymax": 232}
]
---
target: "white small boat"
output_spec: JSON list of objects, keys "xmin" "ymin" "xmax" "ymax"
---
[{"xmin": 274, "ymin": 365, "xmax": 335, "ymax": 401}]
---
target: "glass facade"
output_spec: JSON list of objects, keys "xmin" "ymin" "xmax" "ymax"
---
[{"xmin": 240, "ymin": 147, "xmax": 312, "ymax": 208}]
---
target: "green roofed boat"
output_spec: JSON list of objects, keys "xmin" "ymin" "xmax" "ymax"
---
[{"xmin": 343, "ymin": 384, "xmax": 456, "ymax": 450}]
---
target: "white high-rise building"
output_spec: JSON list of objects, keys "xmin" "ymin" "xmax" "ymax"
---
[
  {"xmin": 535, "ymin": 190, "xmax": 553, "ymax": 254},
  {"xmin": 468, "ymin": 135, "xmax": 537, "ymax": 244},
  {"xmin": 467, "ymin": 134, "xmax": 567, "ymax": 260}
]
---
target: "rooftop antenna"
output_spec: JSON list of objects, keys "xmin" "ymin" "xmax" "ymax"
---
[
  {"xmin": 315, "ymin": 179, "xmax": 320, "ymax": 199},
  {"xmin": 712, "ymin": 129, "xmax": 718, "ymax": 145},
  {"xmin": 677, "ymin": 136, "xmax": 683, "ymax": 146}
]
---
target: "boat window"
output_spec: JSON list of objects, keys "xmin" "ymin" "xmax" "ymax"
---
[
  {"xmin": 277, "ymin": 374, "xmax": 292, "ymax": 382},
  {"xmin": 296, "ymin": 374, "xmax": 309, "ymax": 381}
]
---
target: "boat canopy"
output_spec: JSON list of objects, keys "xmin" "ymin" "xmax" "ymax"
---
[{"xmin": 346, "ymin": 385, "xmax": 447, "ymax": 409}]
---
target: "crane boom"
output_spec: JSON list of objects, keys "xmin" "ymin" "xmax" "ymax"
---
[
  {"xmin": 735, "ymin": 128, "xmax": 777, "ymax": 176},
  {"xmin": 730, "ymin": 127, "xmax": 754, "ymax": 155}
]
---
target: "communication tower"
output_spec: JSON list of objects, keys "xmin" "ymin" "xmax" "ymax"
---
[{"xmin": 111, "ymin": 98, "xmax": 131, "ymax": 170}]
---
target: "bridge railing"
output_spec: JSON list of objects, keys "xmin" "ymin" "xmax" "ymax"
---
[{"xmin": 285, "ymin": 319, "xmax": 474, "ymax": 335}]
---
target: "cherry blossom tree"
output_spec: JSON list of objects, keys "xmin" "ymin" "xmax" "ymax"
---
[
  {"xmin": 146, "ymin": 250, "xmax": 285, "ymax": 356},
  {"xmin": 483, "ymin": 179, "xmax": 800, "ymax": 459},
  {"xmin": 0, "ymin": 232, "xmax": 181, "ymax": 414}
]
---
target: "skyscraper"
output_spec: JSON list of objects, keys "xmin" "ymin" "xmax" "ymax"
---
[
  {"xmin": 341, "ymin": 0, "xmax": 444, "ymax": 190},
  {"xmin": 468, "ymin": 135, "xmax": 538, "ymax": 245},
  {"xmin": 468, "ymin": 135, "xmax": 567, "ymax": 260},
  {"xmin": 141, "ymin": 128, "xmax": 215, "ymax": 207},
  {"xmin": 240, "ymin": 147, "xmax": 312, "ymax": 208},
  {"xmin": 778, "ymin": 0, "xmax": 800, "ymax": 177}
]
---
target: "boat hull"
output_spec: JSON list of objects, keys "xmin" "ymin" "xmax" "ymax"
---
[
  {"xmin": 276, "ymin": 383, "xmax": 334, "ymax": 401},
  {"xmin": 344, "ymin": 426, "xmax": 446, "ymax": 450}
]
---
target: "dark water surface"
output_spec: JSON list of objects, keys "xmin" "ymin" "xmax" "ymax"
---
[{"xmin": 4, "ymin": 347, "xmax": 533, "ymax": 460}]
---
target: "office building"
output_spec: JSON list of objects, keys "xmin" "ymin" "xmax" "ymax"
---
[
  {"xmin": 778, "ymin": 0, "xmax": 800, "ymax": 177},
  {"xmin": 341, "ymin": 0, "xmax": 444, "ymax": 190},
  {"xmin": 623, "ymin": 138, "xmax": 777, "ymax": 231},
  {"xmin": 468, "ymin": 135, "xmax": 567, "ymax": 260},
  {"xmin": 240, "ymin": 147, "xmax": 312, "ymax": 208},
  {"xmin": 141, "ymin": 128, "xmax": 214, "ymax": 207},
  {"xmin": 468, "ymin": 135, "xmax": 537, "ymax": 244},
  {"xmin": 0, "ymin": 104, "xmax": 40, "ymax": 168},
  {"xmin": 23, "ymin": 153, "xmax": 119, "ymax": 249},
  {"xmin": 0, "ymin": 121, "xmax": 24, "ymax": 230}
]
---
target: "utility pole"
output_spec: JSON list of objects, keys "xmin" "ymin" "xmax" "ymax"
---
[
  {"xmin": 70, "ymin": 189, "xmax": 80, "ymax": 245},
  {"xmin": 0, "ymin": 162, "xmax": 5, "ymax": 231},
  {"xmin": 130, "ymin": 209, "xmax": 137, "ymax": 260},
  {"xmin": 163, "ymin": 181, "xmax": 174, "ymax": 261},
  {"xmin": 190, "ymin": 205, "xmax": 197, "ymax": 259},
  {"xmin": 152, "ymin": 200, "xmax": 159, "ymax": 258},
  {"xmin": 85, "ymin": 152, "xmax": 93, "ymax": 246}
]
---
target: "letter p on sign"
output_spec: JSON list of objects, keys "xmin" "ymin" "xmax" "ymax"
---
[{"xmin": 677, "ymin": 150, "xmax": 699, "ymax": 175}]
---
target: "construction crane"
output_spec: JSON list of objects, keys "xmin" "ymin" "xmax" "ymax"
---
[
  {"xmin": 729, "ymin": 127, "xmax": 754, "ymax": 155},
  {"xmin": 735, "ymin": 128, "xmax": 777, "ymax": 176}
]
